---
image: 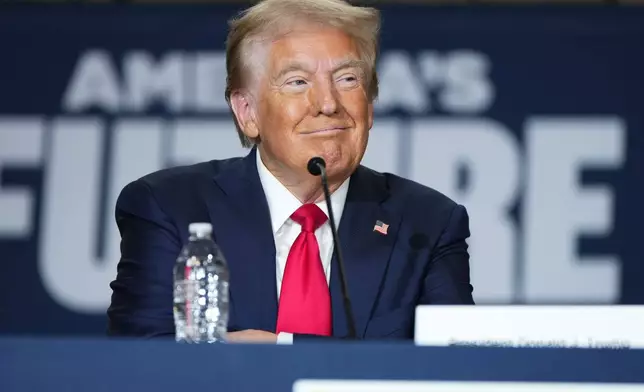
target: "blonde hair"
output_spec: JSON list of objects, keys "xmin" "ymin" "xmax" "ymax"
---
[{"xmin": 224, "ymin": 0, "xmax": 381, "ymax": 147}]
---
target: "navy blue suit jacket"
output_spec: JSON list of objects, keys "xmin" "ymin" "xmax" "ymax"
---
[{"xmin": 107, "ymin": 148, "xmax": 474, "ymax": 341}]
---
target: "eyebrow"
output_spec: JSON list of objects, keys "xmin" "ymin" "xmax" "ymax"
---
[
  {"xmin": 331, "ymin": 59, "xmax": 366, "ymax": 73},
  {"xmin": 273, "ymin": 58, "xmax": 366, "ymax": 81}
]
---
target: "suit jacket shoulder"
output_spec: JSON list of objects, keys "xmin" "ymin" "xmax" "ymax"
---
[
  {"xmin": 358, "ymin": 165, "xmax": 462, "ymax": 227},
  {"xmin": 380, "ymin": 169, "xmax": 457, "ymax": 208},
  {"xmin": 133, "ymin": 157, "xmax": 242, "ymax": 196},
  {"xmin": 115, "ymin": 156, "xmax": 246, "ymax": 245}
]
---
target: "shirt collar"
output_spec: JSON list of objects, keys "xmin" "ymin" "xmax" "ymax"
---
[{"xmin": 256, "ymin": 148, "xmax": 350, "ymax": 234}]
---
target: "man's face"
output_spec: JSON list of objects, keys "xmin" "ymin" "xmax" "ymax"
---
[{"xmin": 245, "ymin": 25, "xmax": 373, "ymax": 183}]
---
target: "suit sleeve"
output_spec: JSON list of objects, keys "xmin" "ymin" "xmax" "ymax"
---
[
  {"xmin": 292, "ymin": 334, "xmax": 353, "ymax": 343},
  {"xmin": 419, "ymin": 203, "xmax": 475, "ymax": 305},
  {"xmin": 107, "ymin": 179, "xmax": 182, "ymax": 338}
]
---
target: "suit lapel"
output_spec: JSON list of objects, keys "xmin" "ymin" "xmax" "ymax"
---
[
  {"xmin": 330, "ymin": 166, "xmax": 401, "ymax": 338},
  {"xmin": 206, "ymin": 152, "xmax": 399, "ymax": 337},
  {"xmin": 208, "ymin": 148, "xmax": 278, "ymax": 333}
]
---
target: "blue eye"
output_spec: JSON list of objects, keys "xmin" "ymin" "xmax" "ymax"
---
[
  {"xmin": 338, "ymin": 75, "xmax": 359, "ymax": 86},
  {"xmin": 287, "ymin": 79, "xmax": 307, "ymax": 86}
]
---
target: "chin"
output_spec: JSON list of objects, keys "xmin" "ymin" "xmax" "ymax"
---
[
  {"xmin": 326, "ymin": 159, "xmax": 358, "ymax": 181},
  {"xmin": 306, "ymin": 143, "xmax": 360, "ymax": 173}
]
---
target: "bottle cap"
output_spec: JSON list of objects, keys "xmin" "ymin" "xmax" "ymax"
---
[{"xmin": 188, "ymin": 222, "xmax": 212, "ymax": 237}]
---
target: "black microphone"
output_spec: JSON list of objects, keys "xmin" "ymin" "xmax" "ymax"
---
[{"xmin": 307, "ymin": 157, "xmax": 357, "ymax": 339}]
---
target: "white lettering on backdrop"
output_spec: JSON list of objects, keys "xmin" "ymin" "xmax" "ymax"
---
[{"xmin": 0, "ymin": 49, "xmax": 625, "ymax": 312}]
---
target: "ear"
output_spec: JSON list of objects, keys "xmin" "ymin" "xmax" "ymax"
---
[
  {"xmin": 367, "ymin": 102, "xmax": 374, "ymax": 131},
  {"xmin": 230, "ymin": 91, "xmax": 260, "ymax": 140}
]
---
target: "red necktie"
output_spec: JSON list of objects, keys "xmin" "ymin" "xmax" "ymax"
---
[{"xmin": 276, "ymin": 204, "xmax": 332, "ymax": 336}]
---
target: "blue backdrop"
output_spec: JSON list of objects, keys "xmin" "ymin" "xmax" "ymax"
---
[{"xmin": 1, "ymin": 5, "xmax": 643, "ymax": 335}]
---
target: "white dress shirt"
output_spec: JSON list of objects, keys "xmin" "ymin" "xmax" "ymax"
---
[{"xmin": 255, "ymin": 149, "xmax": 350, "ymax": 344}]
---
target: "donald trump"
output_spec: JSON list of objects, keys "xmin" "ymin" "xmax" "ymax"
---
[{"xmin": 108, "ymin": 0, "xmax": 475, "ymax": 343}]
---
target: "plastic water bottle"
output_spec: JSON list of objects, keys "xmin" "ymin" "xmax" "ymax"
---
[{"xmin": 173, "ymin": 222, "xmax": 229, "ymax": 343}]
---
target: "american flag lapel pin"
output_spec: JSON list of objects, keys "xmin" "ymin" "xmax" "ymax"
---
[{"xmin": 373, "ymin": 220, "xmax": 389, "ymax": 235}]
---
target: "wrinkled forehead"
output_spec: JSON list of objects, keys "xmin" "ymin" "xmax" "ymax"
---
[
  {"xmin": 266, "ymin": 28, "xmax": 363, "ymax": 75},
  {"xmin": 273, "ymin": 56, "xmax": 365, "ymax": 78},
  {"xmin": 240, "ymin": 24, "xmax": 367, "ymax": 95}
]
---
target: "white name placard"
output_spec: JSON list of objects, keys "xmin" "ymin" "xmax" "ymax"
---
[
  {"xmin": 414, "ymin": 305, "xmax": 644, "ymax": 348},
  {"xmin": 294, "ymin": 380, "xmax": 644, "ymax": 392}
]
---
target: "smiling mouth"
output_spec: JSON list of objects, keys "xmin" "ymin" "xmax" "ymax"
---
[{"xmin": 303, "ymin": 127, "xmax": 349, "ymax": 135}]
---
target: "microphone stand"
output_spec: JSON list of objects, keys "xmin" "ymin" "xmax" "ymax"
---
[{"xmin": 308, "ymin": 157, "xmax": 357, "ymax": 339}]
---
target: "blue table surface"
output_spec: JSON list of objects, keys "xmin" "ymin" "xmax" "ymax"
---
[{"xmin": 3, "ymin": 337, "xmax": 644, "ymax": 392}]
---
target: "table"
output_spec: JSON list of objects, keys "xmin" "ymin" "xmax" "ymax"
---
[{"xmin": 3, "ymin": 338, "xmax": 644, "ymax": 392}]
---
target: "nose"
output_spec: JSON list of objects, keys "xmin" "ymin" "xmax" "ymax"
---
[{"xmin": 309, "ymin": 78, "xmax": 339, "ymax": 116}]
